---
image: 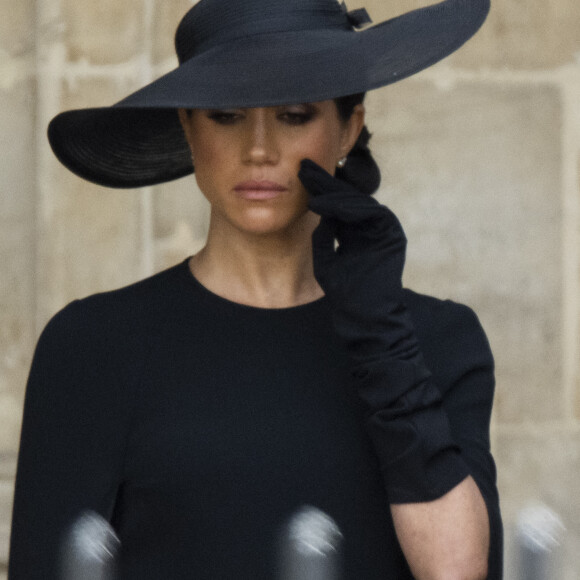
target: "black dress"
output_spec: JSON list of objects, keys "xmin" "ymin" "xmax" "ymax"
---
[{"xmin": 9, "ymin": 258, "xmax": 502, "ymax": 579}]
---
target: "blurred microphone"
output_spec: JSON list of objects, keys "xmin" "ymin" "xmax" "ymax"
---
[
  {"xmin": 279, "ymin": 505, "xmax": 343, "ymax": 580},
  {"xmin": 516, "ymin": 503, "xmax": 565, "ymax": 580},
  {"xmin": 61, "ymin": 511, "xmax": 120, "ymax": 580}
]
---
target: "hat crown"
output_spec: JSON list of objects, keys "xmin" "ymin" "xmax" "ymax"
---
[{"xmin": 175, "ymin": 0, "xmax": 353, "ymax": 64}]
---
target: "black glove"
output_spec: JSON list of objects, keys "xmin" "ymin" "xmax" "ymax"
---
[{"xmin": 299, "ymin": 159, "xmax": 469, "ymax": 503}]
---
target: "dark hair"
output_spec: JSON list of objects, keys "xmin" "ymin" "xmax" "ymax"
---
[{"xmin": 333, "ymin": 93, "xmax": 381, "ymax": 195}]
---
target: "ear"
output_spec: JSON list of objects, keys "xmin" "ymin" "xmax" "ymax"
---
[{"xmin": 340, "ymin": 104, "xmax": 366, "ymax": 157}]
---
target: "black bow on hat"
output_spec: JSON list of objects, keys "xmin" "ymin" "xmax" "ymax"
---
[{"xmin": 339, "ymin": 2, "xmax": 373, "ymax": 29}]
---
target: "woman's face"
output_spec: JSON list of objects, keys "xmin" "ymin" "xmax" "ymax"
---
[{"xmin": 178, "ymin": 101, "xmax": 364, "ymax": 237}]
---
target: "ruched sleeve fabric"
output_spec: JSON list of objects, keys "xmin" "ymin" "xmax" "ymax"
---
[{"xmin": 406, "ymin": 289, "xmax": 503, "ymax": 579}]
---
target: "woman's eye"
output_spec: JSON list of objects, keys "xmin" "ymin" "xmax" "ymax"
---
[
  {"xmin": 279, "ymin": 111, "xmax": 314, "ymax": 126},
  {"xmin": 207, "ymin": 111, "xmax": 241, "ymax": 125}
]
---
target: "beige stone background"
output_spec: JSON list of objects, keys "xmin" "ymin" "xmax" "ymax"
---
[{"xmin": 1, "ymin": 0, "xmax": 579, "ymax": 577}]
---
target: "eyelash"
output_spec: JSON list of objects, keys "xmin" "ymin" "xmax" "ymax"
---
[
  {"xmin": 206, "ymin": 110, "xmax": 315, "ymax": 126},
  {"xmin": 207, "ymin": 111, "xmax": 241, "ymax": 125},
  {"xmin": 280, "ymin": 112, "xmax": 314, "ymax": 126}
]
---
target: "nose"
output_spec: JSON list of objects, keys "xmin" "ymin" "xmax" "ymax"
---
[{"xmin": 242, "ymin": 110, "xmax": 280, "ymax": 166}]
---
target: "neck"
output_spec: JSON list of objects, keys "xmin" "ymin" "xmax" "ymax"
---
[{"xmin": 189, "ymin": 212, "xmax": 324, "ymax": 308}]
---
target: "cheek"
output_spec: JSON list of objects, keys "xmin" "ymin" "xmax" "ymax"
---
[
  {"xmin": 190, "ymin": 139, "xmax": 233, "ymax": 200},
  {"xmin": 291, "ymin": 128, "xmax": 344, "ymax": 175},
  {"xmin": 191, "ymin": 133, "xmax": 225, "ymax": 173}
]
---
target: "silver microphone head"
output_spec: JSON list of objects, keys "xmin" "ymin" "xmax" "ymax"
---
[
  {"xmin": 279, "ymin": 505, "xmax": 343, "ymax": 580},
  {"xmin": 61, "ymin": 511, "xmax": 120, "ymax": 580}
]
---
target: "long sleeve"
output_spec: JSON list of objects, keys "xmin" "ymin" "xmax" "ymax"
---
[
  {"xmin": 407, "ymin": 291, "xmax": 503, "ymax": 579},
  {"xmin": 8, "ymin": 299, "xmax": 149, "ymax": 579}
]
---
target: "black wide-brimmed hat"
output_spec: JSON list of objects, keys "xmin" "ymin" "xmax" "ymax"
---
[{"xmin": 48, "ymin": 0, "xmax": 490, "ymax": 189}]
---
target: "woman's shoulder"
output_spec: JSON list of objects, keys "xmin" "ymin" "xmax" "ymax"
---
[
  {"xmin": 38, "ymin": 259, "xmax": 192, "ymax": 350},
  {"xmin": 404, "ymin": 289, "xmax": 489, "ymax": 345},
  {"xmin": 80, "ymin": 258, "xmax": 190, "ymax": 316},
  {"xmin": 403, "ymin": 288, "xmax": 495, "ymax": 389}
]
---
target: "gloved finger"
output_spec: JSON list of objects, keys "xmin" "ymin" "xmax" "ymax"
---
[
  {"xmin": 312, "ymin": 215, "xmax": 380, "ymax": 262},
  {"xmin": 299, "ymin": 159, "xmax": 352, "ymax": 198},
  {"xmin": 300, "ymin": 158, "xmax": 407, "ymax": 254},
  {"xmin": 309, "ymin": 188, "xmax": 406, "ymax": 249},
  {"xmin": 312, "ymin": 217, "xmax": 337, "ymax": 257},
  {"xmin": 311, "ymin": 218, "xmax": 339, "ymax": 283},
  {"xmin": 309, "ymin": 192, "xmax": 388, "ymax": 227},
  {"xmin": 300, "ymin": 159, "xmax": 387, "ymax": 225}
]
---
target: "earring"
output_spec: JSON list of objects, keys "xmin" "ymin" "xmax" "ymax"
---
[{"xmin": 337, "ymin": 157, "xmax": 347, "ymax": 168}]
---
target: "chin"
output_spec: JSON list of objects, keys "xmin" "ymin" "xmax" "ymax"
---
[
  {"xmin": 233, "ymin": 207, "xmax": 310, "ymax": 236},
  {"xmin": 238, "ymin": 221, "xmax": 299, "ymax": 237}
]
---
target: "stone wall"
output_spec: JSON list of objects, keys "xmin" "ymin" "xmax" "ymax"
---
[{"xmin": 1, "ymin": 0, "xmax": 578, "ymax": 577}]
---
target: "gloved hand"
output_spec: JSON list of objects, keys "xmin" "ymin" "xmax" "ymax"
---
[{"xmin": 299, "ymin": 159, "xmax": 469, "ymax": 503}]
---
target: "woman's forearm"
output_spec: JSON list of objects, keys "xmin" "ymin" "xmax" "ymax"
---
[{"xmin": 391, "ymin": 476, "xmax": 490, "ymax": 580}]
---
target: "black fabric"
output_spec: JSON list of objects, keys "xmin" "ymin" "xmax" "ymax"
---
[
  {"xmin": 301, "ymin": 160, "xmax": 470, "ymax": 502},
  {"xmin": 9, "ymin": 259, "xmax": 502, "ymax": 579}
]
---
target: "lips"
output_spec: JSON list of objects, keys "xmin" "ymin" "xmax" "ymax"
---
[{"xmin": 234, "ymin": 180, "xmax": 288, "ymax": 200}]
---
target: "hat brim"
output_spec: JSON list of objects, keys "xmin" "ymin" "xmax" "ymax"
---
[{"xmin": 48, "ymin": 0, "xmax": 490, "ymax": 188}]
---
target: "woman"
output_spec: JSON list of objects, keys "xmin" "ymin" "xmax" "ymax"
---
[{"xmin": 9, "ymin": 0, "xmax": 502, "ymax": 578}]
